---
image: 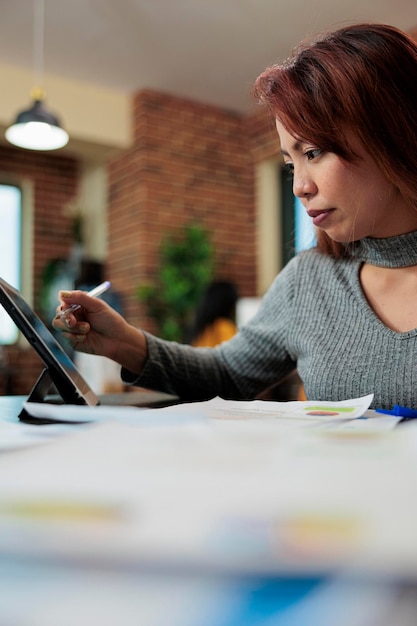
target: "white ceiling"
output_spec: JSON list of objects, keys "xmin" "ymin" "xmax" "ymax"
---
[{"xmin": 1, "ymin": 0, "xmax": 417, "ymax": 114}]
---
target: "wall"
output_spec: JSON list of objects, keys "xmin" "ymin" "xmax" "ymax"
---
[
  {"xmin": 244, "ymin": 109, "xmax": 282, "ymax": 293},
  {"xmin": 0, "ymin": 61, "xmax": 131, "ymax": 162},
  {"xmin": 108, "ymin": 90, "xmax": 276, "ymax": 331},
  {"xmin": 0, "ymin": 92, "xmax": 279, "ymax": 394},
  {"xmin": 0, "ymin": 144, "xmax": 80, "ymax": 394}
]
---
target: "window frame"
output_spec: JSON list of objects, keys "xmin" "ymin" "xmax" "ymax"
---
[
  {"xmin": 0, "ymin": 177, "xmax": 34, "ymax": 345},
  {"xmin": 280, "ymin": 167, "xmax": 316, "ymax": 266}
]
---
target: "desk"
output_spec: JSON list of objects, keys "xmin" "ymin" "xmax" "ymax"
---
[
  {"xmin": 0, "ymin": 394, "xmax": 25, "ymax": 421},
  {"xmin": 0, "ymin": 394, "xmax": 416, "ymax": 625}
]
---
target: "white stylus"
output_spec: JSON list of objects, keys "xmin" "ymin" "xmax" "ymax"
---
[{"xmin": 58, "ymin": 280, "xmax": 111, "ymax": 318}]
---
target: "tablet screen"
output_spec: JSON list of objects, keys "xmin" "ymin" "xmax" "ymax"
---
[{"xmin": 0, "ymin": 277, "xmax": 99, "ymax": 407}]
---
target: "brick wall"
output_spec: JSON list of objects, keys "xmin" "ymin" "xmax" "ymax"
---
[
  {"xmin": 0, "ymin": 93, "xmax": 277, "ymax": 395},
  {"xmin": 0, "ymin": 145, "xmax": 79, "ymax": 394},
  {"xmin": 108, "ymin": 90, "xmax": 278, "ymax": 331}
]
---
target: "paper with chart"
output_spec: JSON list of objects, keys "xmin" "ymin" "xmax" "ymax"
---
[{"xmin": 22, "ymin": 393, "xmax": 375, "ymax": 427}]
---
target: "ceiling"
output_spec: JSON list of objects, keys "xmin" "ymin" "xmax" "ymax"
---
[{"xmin": 0, "ymin": 0, "xmax": 417, "ymax": 114}]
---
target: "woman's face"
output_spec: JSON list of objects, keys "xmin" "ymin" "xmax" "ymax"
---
[{"xmin": 276, "ymin": 120, "xmax": 417, "ymax": 241}]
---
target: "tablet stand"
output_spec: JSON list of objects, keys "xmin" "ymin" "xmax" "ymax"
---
[
  {"xmin": 25, "ymin": 368, "xmax": 56, "ymax": 403},
  {"xmin": 18, "ymin": 367, "xmax": 85, "ymax": 424}
]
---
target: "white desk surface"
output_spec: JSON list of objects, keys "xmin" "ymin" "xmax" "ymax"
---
[{"xmin": 0, "ymin": 394, "xmax": 416, "ymax": 625}]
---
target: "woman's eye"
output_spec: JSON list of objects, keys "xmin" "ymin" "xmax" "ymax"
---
[{"xmin": 305, "ymin": 148, "xmax": 322, "ymax": 161}]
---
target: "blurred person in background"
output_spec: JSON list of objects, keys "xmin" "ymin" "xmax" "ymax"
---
[{"xmin": 188, "ymin": 280, "xmax": 239, "ymax": 347}]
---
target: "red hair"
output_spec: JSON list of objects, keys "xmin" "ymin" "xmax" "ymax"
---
[{"xmin": 253, "ymin": 23, "xmax": 417, "ymax": 257}]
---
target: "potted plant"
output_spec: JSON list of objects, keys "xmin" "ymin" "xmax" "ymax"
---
[{"xmin": 137, "ymin": 224, "xmax": 215, "ymax": 341}]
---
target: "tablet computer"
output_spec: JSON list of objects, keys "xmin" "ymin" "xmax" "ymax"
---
[{"xmin": 0, "ymin": 277, "xmax": 100, "ymax": 417}]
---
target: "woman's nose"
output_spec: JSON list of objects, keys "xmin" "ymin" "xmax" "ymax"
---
[{"xmin": 293, "ymin": 172, "xmax": 317, "ymax": 199}]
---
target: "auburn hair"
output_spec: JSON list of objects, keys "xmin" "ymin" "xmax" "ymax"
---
[{"xmin": 253, "ymin": 23, "xmax": 417, "ymax": 257}]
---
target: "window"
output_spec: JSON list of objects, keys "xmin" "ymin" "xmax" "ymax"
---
[
  {"xmin": 281, "ymin": 168, "xmax": 315, "ymax": 266},
  {"xmin": 0, "ymin": 184, "xmax": 22, "ymax": 344},
  {"xmin": 295, "ymin": 196, "xmax": 316, "ymax": 253}
]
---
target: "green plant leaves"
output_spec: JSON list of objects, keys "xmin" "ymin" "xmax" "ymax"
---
[{"xmin": 136, "ymin": 224, "xmax": 215, "ymax": 341}]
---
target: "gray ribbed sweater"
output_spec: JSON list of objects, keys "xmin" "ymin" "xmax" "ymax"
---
[{"xmin": 123, "ymin": 230, "xmax": 417, "ymax": 409}]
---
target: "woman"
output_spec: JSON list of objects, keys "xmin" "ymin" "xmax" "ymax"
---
[{"xmin": 54, "ymin": 23, "xmax": 417, "ymax": 409}]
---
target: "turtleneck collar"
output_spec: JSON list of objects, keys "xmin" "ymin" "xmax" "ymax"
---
[{"xmin": 350, "ymin": 230, "xmax": 417, "ymax": 268}]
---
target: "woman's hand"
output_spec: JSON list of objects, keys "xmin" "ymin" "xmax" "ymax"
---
[{"xmin": 53, "ymin": 289, "xmax": 148, "ymax": 375}]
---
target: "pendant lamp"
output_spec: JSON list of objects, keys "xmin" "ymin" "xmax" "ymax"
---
[{"xmin": 5, "ymin": 0, "xmax": 69, "ymax": 151}]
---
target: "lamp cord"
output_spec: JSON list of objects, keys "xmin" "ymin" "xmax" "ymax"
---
[{"xmin": 33, "ymin": 0, "xmax": 45, "ymax": 98}]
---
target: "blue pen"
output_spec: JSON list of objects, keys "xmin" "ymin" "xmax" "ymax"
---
[{"xmin": 375, "ymin": 405, "xmax": 417, "ymax": 418}]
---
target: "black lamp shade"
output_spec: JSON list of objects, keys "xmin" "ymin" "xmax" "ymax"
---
[
  {"xmin": 14, "ymin": 99, "xmax": 62, "ymax": 126},
  {"xmin": 6, "ymin": 99, "xmax": 69, "ymax": 150}
]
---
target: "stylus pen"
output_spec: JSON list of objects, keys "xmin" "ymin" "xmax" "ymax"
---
[{"xmin": 58, "ymin": 281, "xmax": 111, "ymax": 318}]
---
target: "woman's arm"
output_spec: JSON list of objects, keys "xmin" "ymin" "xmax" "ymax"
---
[{"xmin": 53, "ymin": 289, "xmax": 148, "ymax": 375}]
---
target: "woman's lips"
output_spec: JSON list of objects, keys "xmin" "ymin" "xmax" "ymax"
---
[{"xmin": 307, "ymin": 209, "xmax": 335, "ymax": 227}]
